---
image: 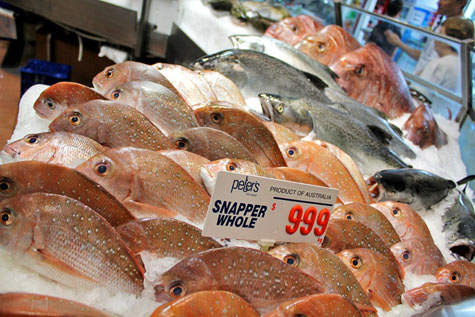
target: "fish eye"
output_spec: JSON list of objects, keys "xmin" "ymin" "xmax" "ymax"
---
[
  {"xmin": 391, "ymin": 207, "xmax": 402, "ymax": 218},
  {"xmin": 345, "ymin": 212, "xmax": 354, "ymax": 220},
  {"xmin": 68, "ymin": 112, "xmax": 82, "ymax": 126},
  {"xmin": 226, "ymin": 162, "xmax": 238, "ymax": 172},
  {"xmin": 276, "ymin": 104, "xmax": 284, "ymax": 113},
  {"xmin": 26, "ymin": 134, "xmax": 40, "ymax": 144},
  {"xmin": 292, "ymin": 25, "xmax": 298, "ymax": 32},
  {"xmin": 350, "ymin": 256, "xmax": 362, "ymax": 268},
  {"xmin": 210, "ymin": 112, "xmax": 223, "ymax": 124},
  {"xmin": 0, "ymin": 208, "xmax": 13, "ymax": 226},
  {"xmin": 285, "ymin": 146, "xmax": 298, "ymax": 158},
  {"xmin": 0, "ymin": 177, "xmax": 13, "ymax": 195},
  {"xmin": 111, "ymin": 89, "xmax": 121, "ymax": 99},
  {"xmin": 401, "ymin": 250, "xmax": 411, "ymax": 262},
  {"xmin": 105, "ymin": 68, "xmax": 114, "ymax": 78},
  {"xmin": 94, "ymin": 160, "xmax": 111, "ymax": 176},
  {"xmin": 450, "ymin": 272, "xmax": 460, "ymax": 283},
  {"xmin": 44, "ymin": 98, "xmax": 55, "ymax": 109},
  {"xmin": 317, "ymin": 43, "xmax": 325, "ymax": 52},
  {"xmin": 169, "ymin": 282, "xmax": 186, "ymax": 298},
  {"xmin": 354, "ymin": 64, "xmax": 365, "ymax": 76},
  {"xmin": 175, "ymin": 137, "xmax": 189, "ymax": 149},
  {"xmin": 283, "ymin": 254, "xmax": 299, "ymax": 267}
]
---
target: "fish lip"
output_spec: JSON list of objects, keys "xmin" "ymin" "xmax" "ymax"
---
[
  {"xmin": 257, "ymin": 93, "xmax": 274, "ymax": 121},
  {"xmin": 2, "ymin": 145, "xmax": 18, "ymax": 157},
  {"xmin": 449, "ymin": 241, "xmax": 475, "ymax": 261},
  {"xmin": 33, "ymin": 103, "xmax": 49, "ymax": 119}
]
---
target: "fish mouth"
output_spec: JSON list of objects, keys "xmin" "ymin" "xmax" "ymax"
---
[
  {"xmin": 366, "ymin": 176, "xmax": 384, "ymax": 200},
  {"xmin": 2, "ymin": 145, "xmax": 18, "ymax": 158},
  {"xmin": 258, "ymin": 93, "xmax": 275, "ymax": 121},
  {"xmin": 199, "ymin": 167, "xmax": 216, "ymax": 195},
  {"xmin": 33, "ymin": 103, "xmax": 49, "ymax": 119},
  {"xmin": 449, "ymin": 241, "xmax": 475, "ymax": 261},
  {"xmin": 153, "ymin": 283, "xmax": 168, "ymax": 302}
]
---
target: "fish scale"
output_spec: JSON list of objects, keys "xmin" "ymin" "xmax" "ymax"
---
[{"xmin": 0, "ymin": 193, "xmax": 144, "ymax": 295}]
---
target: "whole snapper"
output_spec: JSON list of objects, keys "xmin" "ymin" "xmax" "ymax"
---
[
  {"xmin": 403, "ymin": 103, "xmax": 448, "ymax": 149},
  {"xmin": 104, "ymin": 81, "xmax": 198, "ymax": 136},
  {"xmin": 403, "ymin": 283, "xmax": 475, "ymax": 310},
  {"xmin": 264, "ymin": 294, "xmax": 364, "ymax": 317},
  {"xmin": 190, "ymin": 49, "xmax": 332, "ymax": 105},
  {"xmin": 259, "ymin": 93, "xmax": 408, "ymax": 175},
  {"xmin": 436, "ymin": 260, "xmax": 475, "ymax": 288},
  {"xmin": 76, "ymin": 147, "xmax": 210, "ymax": 224},
  {"xmin": 194, "ymin": 103, "xmax": 287, "ymax": 167},
  {"xmin": 330, "ymin": 43, "xmax": 415, "ymax": 119},
  {"xmin": 264, "ymin": 15, "xmax": 324, "ymax": 46},
  {"xmin": 151, "ymin": 291, "xmax": 259, "ymax": 317},
  {"xmin": 268, "ymin": 243, "xmax": 375, "ymax": 313},
  {"xmin": 296, "ymin": 25, "xmax": 361, "ymax": 66},
  {"xmin": 2, "ymin": 132, "xmax": 104, "ymax": 168},
  {"xmin": 0, "ymin": 161, "xmax": 135, "ymax": 227},
  {"xmin": 49, "ymin": 100, "xmax": 173, "ymax": 151},
  {"xmin": 169, "ymin": 127, "xmax": 257, "ymax": 163},
  {"xmin": 229, "ymin": 34, "xmax": 343, "ymax": 92},
  {"xmin": 263, "ymin": 122, "xmax": 300, "ymax": 147},
  {"xmin": 0, "ymin": 193, "xmax": 144, "ymax": 295},
  {"xmin": 159, "ymin": 150, "xmax": 210, "ymax": 190},
  {"xmin": 391, "ymin": 238, "xmax": 446, "ymax": 275},
  {"xmin": 0, "ymin": 292, "xmax": 115, "ymax": 317},
  {"xmin": 281, "ymin": 140, "xmax": 370, "ymax": 204},
  {"xmin": 92, "ymin": 61, "xmax": 178, "ymax": 96},
  {"xmin": 116, "ymin": 218, "xmax": 222, "ymax": 260},
  {"xmin": 194, "ymin": 69, "xmax": 247, "ymax": 108},
  {"xmin": 33, "ymin": 82, "xmax": 107, "ymax": 120},
  {"xmin": 332, "ymin": 202, "xmax": 401, "ymax": 247},
  {"xmin": 153, "ymin": 247, "xmax": 325, "ymax": 314},
  {"xmin": 337, "ymin": 248, "xmax": 404, "ymax": 311},
  {"xmin": 371, "ymin": 201, "xmax": 433, "ymax": 242}
]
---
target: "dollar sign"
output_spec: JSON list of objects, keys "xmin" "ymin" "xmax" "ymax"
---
[{"xmin": 272, "ymin": 203, "xmax": 276, "ymax": 211}]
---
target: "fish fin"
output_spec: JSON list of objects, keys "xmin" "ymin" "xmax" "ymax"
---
[
  {"xmin": 302, "ymin": 71, "xmax": 329, "ymax": 90},
  {"xmin": 327, "ymin": 102, "xmax": 351, "ymax": 115},
  {"xmin": 353, "ymin": 303, "xmax": 378, "ymax": 315},
  {"xmin": 457, "ymin": 175, "xmax": 475, "ymax": 186},
  {"xmin": 123, "ymin": 200, "xmax": 179, "ymax": 219},
  {"xmin": 368, "ymin": 125, "xmax": 392, "ymax": 145},
  {"xmin": 389, "ymin": 123, "xmax": 403, "ymax": 136}
]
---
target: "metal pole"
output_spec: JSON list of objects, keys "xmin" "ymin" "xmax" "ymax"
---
[
  {"xmin": 334, "ymin": 0, "xmax": 343, "ymax": 27},
  {"xmin": 455, "ymin": 39, "xmax": 474, "ymax": 126},
  {"xmin": 135, "ymin": 0, "xmax": 151, "ymax": 58}
]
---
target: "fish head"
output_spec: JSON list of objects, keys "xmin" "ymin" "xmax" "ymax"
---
[
  {"xmin": 193, "ymin": 103, "xmax": 240, "ymax": 129},
  {"xmin": 330, "ymin": 51, "xmax": 370, "ymax": 95},
  {"xmin": 268, "ymin": 243, "xmax": 308, "ymax": 271},
  {"xmin": 154, "ymin": 256, "xmax": 214, "ymax": 302},
  {"xmin": 403, "ymin": 104, "xmax": 447, "ymax": 149},
  {"xmin": 0, "ymin": 195, "xmax": 34, "ymax": 253},
  {"xmin": 75, "ymin": 149, "xmax": 133, "ymax": 201},
  {"xmin": 169, "ymin": 131, "xmax": 192, "ymax": 152},
  {"xmin": 435, "ymin": 261, "xmax": 471, "ymax": 285},
  {"xmin": 447, "ymin": 236, "xmax": 475, "ymax": 262},
  {"xmin": 296, "ymin": 33, "xmax": 332, "ymax": 65},
  {"xmin": 48, "ymin": 103, "xmax": 91, "ymax": 136},
  {"xmin": 93, "ymin": 62, "xmax": 130, "ymax": 95},
  {"xmin": 264, "ymin": 15, "xmax": 323, "ymax": 46},
  {"xmin": 391, "ymin": 239, "xmax": 444, "ymax": 275},
  {"xmin": 2, "ymin": 133, "xmax": 52, "ymax": 161},
  {"xmin": 368, "ymin": 169, "xmax": 415, "ymax": 204},
  {"xmin": 33, "ymin": 85, "xmax": 69, "ymax": 119}
]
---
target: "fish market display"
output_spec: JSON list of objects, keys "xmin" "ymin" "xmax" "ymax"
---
[
  {"xmin": 104, "ymin": 81, "xmax": 198, "ymax": 136},
  {"xmin": 194, "ymin": 102, "xmax": 287, "ymax": 167},
  {"xmin": 337, "ymin": 248, "xmax": 404, "ymax": 311},
  {"xmin": 50, "ymin": 100, "xmax": 173, "ymax": 151},
  {"xmin": 153, "ymin": 247, "xmax": 324, "ymax": 314},
  {"xmin": 0, "ymin": 161, "xmax": 135, "ymax": 227},
  {"xmin": 264, "ymin": 15, "xmax": 324, "ymax": 46},
  {"xmin": 403, "ymin": 103, "xmax": 448, "ymax": 149},
  {"xmin": 390, "ymin": 238, "xmax": 446, "ymax": 275},
  {"xmin": 33, "ymin": 82, "xmax": 107, "ymax": 120},
  {"xmin": 0, "ymin": 292, "xmax": 115, "ymax": 317},
  {"xmin": 116, "ymin": 218, "xmax": 222, "ymax": 260},
  {"xmin": 76, "ymin": 147, "xmax": 210, "ymax": 224},
  {"xmin": 296, "ymin": 25, "xmax": 361, "ymax": 66},
  {"xmin": 436, "ymin": 260, "xmax": 475, "ymax": 288},
  {"xmin": 330, "ymin": 43, "xmax": 415, "ymax": 119},
  {"xmin": 229, "ymin": 34, "xmax": 343, "ymax": 92},
  {"xmin": 0, "ymin": 193, "xmax": 144, "ymax": 294},
  {"xmin": 169, "ymin": 127, "xmax": 257, "ymax": 163},
  {"xmin": 2, "ymin": 131, "xmax": 104, "ymax": 168},
  {"xmin": 332, "ymin": 203, "xmax": 401, "ymax": 247},
  {"xmin": 151, "ymin": 290, "xmax": 259, "ymax": 316}
]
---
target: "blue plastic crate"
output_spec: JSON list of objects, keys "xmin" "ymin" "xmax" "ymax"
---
[{"xmin": 19, "ymin": 59, "xmax": 72, "ymax": 96}]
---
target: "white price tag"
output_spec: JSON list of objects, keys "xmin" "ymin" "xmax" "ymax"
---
[{"xmin": 202, "ymin": 172, "xmax": 339, "ymax": 244}]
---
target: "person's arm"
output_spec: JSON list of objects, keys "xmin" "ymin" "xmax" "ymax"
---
[{"xmin": 385, "ymin": 30, "xmax": 421, "ymax": 60}]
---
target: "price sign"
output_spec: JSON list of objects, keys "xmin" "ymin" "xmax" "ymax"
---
[{"xmin": 201, "ymin": 172, "xmax": 338, "ymax": 244}]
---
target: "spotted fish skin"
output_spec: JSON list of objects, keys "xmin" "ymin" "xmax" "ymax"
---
[
  {"xmin": 49, "ymin": 100, "xmax": 173, "ymax": 151},
  {"xmin": 0, "ymin": 193, "xmax": 144, "ymax": 295},
  {"xmin": 76, "ymin": 147, "xmax": 210, "ymax": 224},
  {"xmin": 159, "ymin": 150, "xmax": 210, "ymax": 190},
  {"xmin": 154, "ymin": 247, "xmax": 324, "ymax": 314},
  {"xmin": 151, "ymin": 291, "xmax": 259, "ymax": 317},
  {"xmin": 116, "ymin": 218, "xmax": 222, "ymax": 260},
  {"xmin": 33, "ymin": 82, "xmax": 106, "ymax": 120},
  {"xmin": 268, "ymin": 243, "xmax": 374, "ymax": 312},
  {"xmin": 0, "ymin": 161, "xmax": 135, "ymax": 227}
]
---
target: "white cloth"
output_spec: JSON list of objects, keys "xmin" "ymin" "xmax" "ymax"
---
[
  {"xmin": 419, "ymin": 54, "xmax": 461, "ymax": 96},
  {"xmin": 413, "ymin": 23, "xmax": 442, "ymax": 75}
]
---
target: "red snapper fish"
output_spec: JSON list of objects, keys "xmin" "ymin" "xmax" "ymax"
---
[
  {"xmin": 296, "ymin": 25, "xmax": 361, "ymax": 66},
  {"xmin": 264, "ymin": 15, "xmax": 324, "ymax": 46},
  {"xmin": 330, "ymin": 43, "xmax": 415, "ymax": 119},
  {"xmin": 33, "ymin": 82, "xmax": 106, "ymax": 120},
  {"xmin": 391, "ymin": 238, "xmax": 446, "ymax": 275},
  {"xmin": 403, "ymin": 283, "xmax": 475, "ymax": 310},
  {"xmin": 151, "ymin": 291, "xmax": 259, "ymax": 316},
  {"xmin": 0, "ymin": 193, "xmax": 144, "ymax": 295},
  {"xmin": 435, "ymin": 260, "xmax": 475, "ymax": 288},
  {"xmin": 403, "ymin": 103, "xmax": 448, "ymax": 149}
]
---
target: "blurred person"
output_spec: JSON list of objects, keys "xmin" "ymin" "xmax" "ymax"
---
[
  {"xmin": 418, "ymin": 17, "xmax": 474, "ymax": 97},
  {"xmin": 367, "ymin": 0, "xmax": 403, "ymax": 56},
  {"xmin": 385, "ymin": 0, "xmax": 468, "ymax": 75}
]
